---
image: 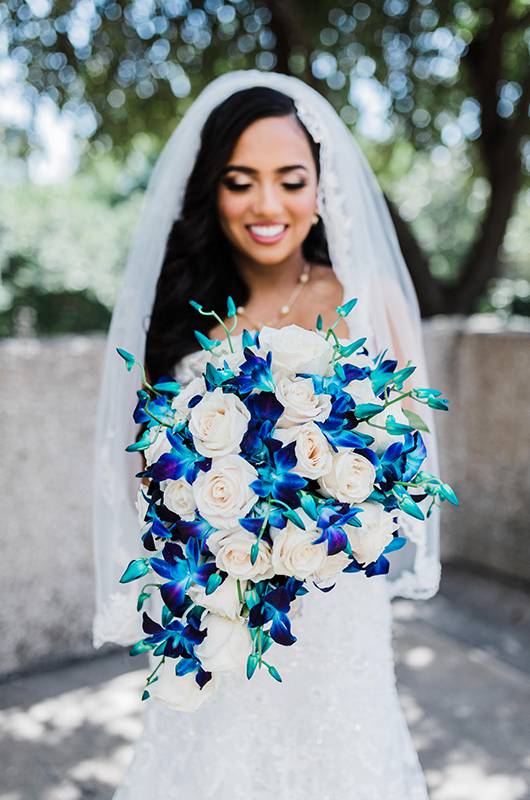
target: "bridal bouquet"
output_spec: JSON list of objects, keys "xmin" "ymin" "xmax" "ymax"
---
[{"xmin": 117, "ymin": 296, "xmax": 457, "ymax": 711}]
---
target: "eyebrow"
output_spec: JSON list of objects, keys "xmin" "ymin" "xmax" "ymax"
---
[{"xmin": 221, "ymin": 164, "xmax": 309, "ymax": 176}]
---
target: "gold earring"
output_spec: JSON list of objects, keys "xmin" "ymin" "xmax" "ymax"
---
[{"xmin": 312, "ymin": 212, "xmax": 319, "ymax": 226}]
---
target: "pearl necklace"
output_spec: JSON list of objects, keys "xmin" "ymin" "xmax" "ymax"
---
[{"xmin": 236, "ymin": 262, "xmax": 312, "ymax": 331}]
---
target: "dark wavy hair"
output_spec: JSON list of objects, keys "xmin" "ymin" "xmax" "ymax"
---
[{"xmin": 144, "ymin": 86, "xmax": 331, "ymax": 383}]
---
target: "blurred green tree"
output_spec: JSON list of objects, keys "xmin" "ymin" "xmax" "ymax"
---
[{"xmin": 3, "ymin": 0, "xmax": 529, "ymax": 315}]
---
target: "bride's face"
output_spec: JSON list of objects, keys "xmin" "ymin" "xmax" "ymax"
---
[{"xmin": 216, "ymin": 115, "xmax": 318, "ymax": 266}]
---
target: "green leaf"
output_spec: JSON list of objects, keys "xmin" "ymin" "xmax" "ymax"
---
[
  {"xmin": 246, "ymin": 654, "xmax": 258, "ymax": 680},
  {"xmin": 189, "ymin": 300, "xmax": 203, "ymax": 312},
  {"xmin": 402, "ymin": 408, "xmax": 430, "ymax": 433},
  {"xmin": 141, "ymin": 690, "xmax": 150, "ymax": 701},
  {"xmin": 226, "ymin": 295, "xmax": 237, "ymax": 318},
  {"xmin": 250, "ymin": 541, "xmax": 259, "ymax": 566},
  {"xmin": 119, "ymin": 558, "xmax": 150, "ymax": 583},
  {"xmin": 116, "ymin": 347, "xmax": 136, "ymax": 371},
  {"xmin": 316, "ymin": 313, "xmax": 323, "ymax": 330}
]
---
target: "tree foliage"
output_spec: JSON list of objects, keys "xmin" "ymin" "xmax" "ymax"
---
[{"xmin": 3, "ymin": 0, "xmax": 530, "ymax": 315}]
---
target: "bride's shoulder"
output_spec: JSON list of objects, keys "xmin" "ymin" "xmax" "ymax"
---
[
  {"xmin": 307, "ymin": 264, "xmax": 342, "ymax": 293},
  {"xmin": 302, "ymin": 264, "xmax": 348, "ymax": 336}
]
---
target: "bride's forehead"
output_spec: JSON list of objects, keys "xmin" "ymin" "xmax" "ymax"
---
[{"xmin": 227, "ymin": 115, "xmax": 315, "ymax": 166}]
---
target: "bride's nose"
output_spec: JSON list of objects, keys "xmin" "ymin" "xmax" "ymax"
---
[{"xmin": 250, "ymin": 182, "xmax": 284, "ymax": 218}]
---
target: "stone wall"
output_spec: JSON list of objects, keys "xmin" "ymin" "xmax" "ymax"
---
[{"xmin": 1, "ymin": 319, "xmax": 529, "ymax": 676}]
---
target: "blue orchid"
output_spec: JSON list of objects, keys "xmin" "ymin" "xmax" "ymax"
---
[
  {"xmin": 239, "ymin": 393, "xmax": 284, "ymax": 462},
  {"xmin": 216, "ymin": 346, "xmax": 275, "ymax": 395},
  {"xmin": 175, "ymin": 516, "xmax": 215, "ymax": 554},
  {"xmin": 141, "ymin": 503, "xmax": 176, "ymax": 551},
  {"xmin": 248, "ymin": 585, "xmax": 297, "ymax": 646},
  {"xmin": 150, "ymin": 538, "xmax": 217, "ymax": 614},
  {"xmin": 313, "ymin": 502, "xmax": 362, "ymax": 555},
  {"xmin": 149, "ymin": 428, "xmax": 211, "ymax": 484},
  {"xmin": 317, "ymin": 392, "xmax": 375, "ymax": 451},
  {"xmin": 301, "ymin": 361, "xmax": 370, "ymax": 399},
  {"xmin": 250, "ymin": 439, "xmax": 307, "ymax": 507},
  {"xmin": 136, "ymin": 609, "xmax": 206, "ymax": 660}
]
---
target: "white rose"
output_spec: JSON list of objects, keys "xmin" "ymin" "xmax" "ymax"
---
[
  {"xmin": 215, "ymin": 529, "xmax": 274, "ymax": 581},
  {"xmin": 345, "ymin": 501, "xmax": 397, "ymax": 566},
  {"xmin": 311, "ymin": 551, "xmax": 351, "ymax": 584},
  {"xmin": 192, "ymin": 454, "xmax": 259, "ymax": 529},
  {"xmin": 356, "ymin": 404, "xmax": 409, "ymax": 454},
  {"xmin": 149, "ymin": 658, "xmax": 218, "ymax": 712},
  {"xmin": 161, "ymin": 477, "xmax": 196, "ymax": 520},
  {"xmin": 270, "ymin": 515, "xmax": 327, "ymax": 580},
  {"xmin": 195, "ymin": 613, "xmax": 252, "ymax": 672},
  {"xmin": 205, "ymin": 527, "xmax": 239, "ymax": 556},
  {"xmin": 188, "ymin": 576, "xmax": 246, "ymax": 620},
  {"xmin": 144, "ymin": 426, "xmax": 172, "ymax": 466},
  {"xmin": 171, "ymin": 376, "xmax": 205, "ymax": 422},
  {"xmin": 258, "ymin": 324, "xmax": 334, "ymax": 376},
  {"xmin": 275, "ymin": 375, "xmax": 332, "ymax": 428},
  {"xmin": 273, "ymin": 423, "xmax": 332, "ymax": 479},
  {"xmin": 189, "ymin": 386, "xmax": 251, "ymax": 458},
  {"xmin": 343, "ymin": 376, "xmax": 377, "ymax": 405},
  {"xmin": 318, "ymin": 450, "xmax": 376, "ymax": 504}
]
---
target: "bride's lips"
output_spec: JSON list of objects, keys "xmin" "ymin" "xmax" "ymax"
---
[{"xmin": 245, "ymin": 223, "xmax": 288, "ymax": 245}]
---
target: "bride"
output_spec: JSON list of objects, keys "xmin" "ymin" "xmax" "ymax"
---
[{"xmin": 92, "ymin": 70, "xmax": 441, "ymax": 799}]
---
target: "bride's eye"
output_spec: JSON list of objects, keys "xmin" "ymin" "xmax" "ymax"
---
[
  {"xmin": 282, "ymin": 181, "xmax": 306, "ymax": 191},
  {"xmin": 221, "ymin": 179, "xmax": 252, "ymax": 192}
]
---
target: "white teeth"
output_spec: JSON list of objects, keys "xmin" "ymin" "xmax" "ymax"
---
[{"xmin": 249, "ymin": 224, "xmax": 286, "ymax": 238}]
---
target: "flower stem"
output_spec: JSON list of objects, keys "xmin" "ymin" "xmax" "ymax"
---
[{"xmin": 146, "ymin": 655, "xmax": 165, "ymax": 686}]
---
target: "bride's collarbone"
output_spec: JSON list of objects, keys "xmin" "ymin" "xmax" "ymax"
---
[{"xmin": 207, "ymin": 269, "xmax": 350, "ymax": 339}]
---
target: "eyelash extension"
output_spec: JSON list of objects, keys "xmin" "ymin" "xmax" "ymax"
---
[{"xmin": 222, "ymin": 180, "xmax": 307, "ymax": 192}]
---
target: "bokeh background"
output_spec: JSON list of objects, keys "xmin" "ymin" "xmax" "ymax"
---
[{"xmin": 1, "ymin": 3, "xmax": 529, "ymax": 799}]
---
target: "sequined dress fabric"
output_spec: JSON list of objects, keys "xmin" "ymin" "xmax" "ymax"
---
[{"xmin": 113, "ymin": 340, "xmax": 430, "ymax": 800}]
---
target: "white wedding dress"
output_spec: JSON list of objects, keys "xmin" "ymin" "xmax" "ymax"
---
[{"xmin": 112, "ymin": 334, "xmax": 430, "ymax": 800}]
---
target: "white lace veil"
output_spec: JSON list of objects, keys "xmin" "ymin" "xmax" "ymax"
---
[{"xmin": 91, "ymin": 69, "xmax": 441, "ymax": 649}]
